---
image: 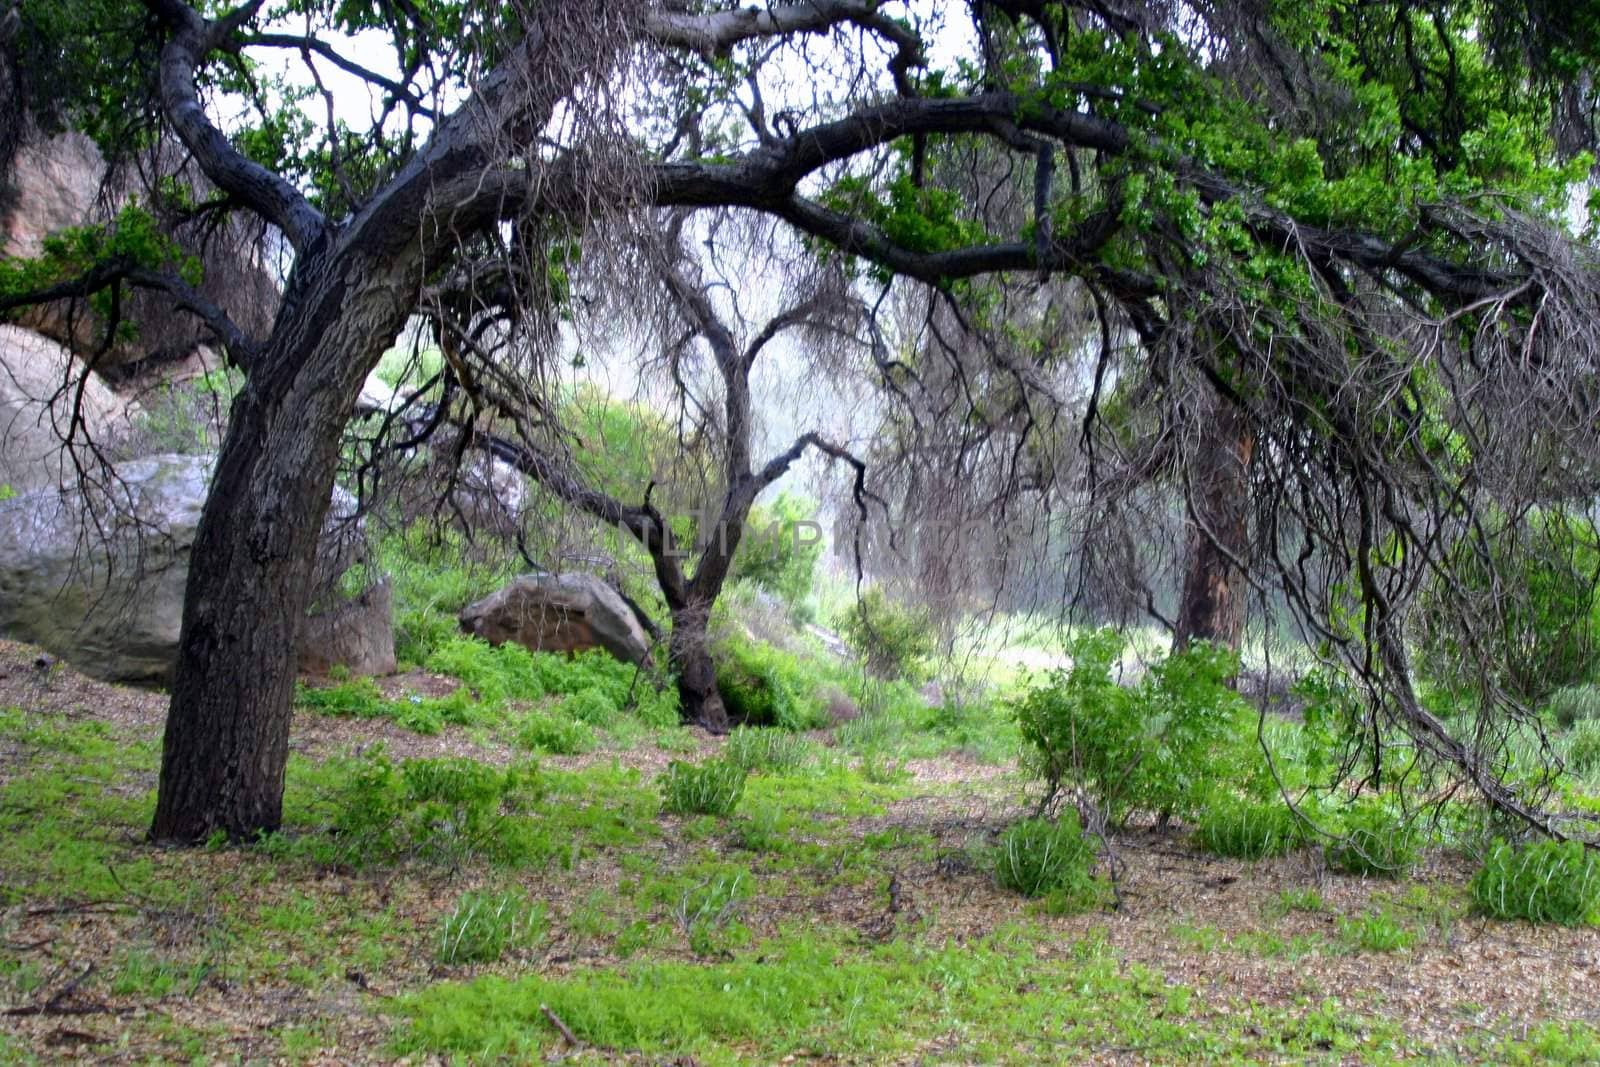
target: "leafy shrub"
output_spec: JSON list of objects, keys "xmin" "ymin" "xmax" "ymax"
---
[
  {"xmin": 426, "ymin": 637, "xmax": 546, "ymax": 706},
  {"xmin": 315, "ymin": 750, "xmax": 546, "ymax": 868},
  {"xmin": 1324, "ymin": 799, "xmax": 1422, "ymax": 877},
  {"xmin": 1013, "ymin": 629, "xmax": 1265, "ymax": 825},
  {"xmin": 1195, "ymin": 800, "xmax": 1303, "ymax": 860},
  {"xmin": 838, "ymin": 588, "xmax": 937, "ymax": 683},
  {"xmin": 715, "ymin": 637, "xmax": 827, "ymax": 731},
  {"xmin": 1549, "ymin": 684, "xmax": 1600, "ymax": 730},
  {"xmin": 297, "ymin": 677, "xmax": 388, "ymax": 718},
  {"xmin": 1415, "ymin": 510, "xmax": 1600, "ymax": 703},
  {"xmin": 438, "ymin": 889, "xmax": 547, "ymax": 964},
  {"xmin": 730, "ymin": 492, "xmax": 823, "ymax": 612},
  {"xmin": 561, "ymin": 690, "xmax": 619, "ymax": 727},
  {"xmin": 722, "ymin": 727, "xmax": 813, "ymax": 774},
  {"xmin": 1567, "ymin": 720, "xmax": 1600, "ymax": 777},
  {"xmin": 513, "ymin": 709, "xmax": 596, "ymax": 755},
  {"xmin": 661, "ymin": 760, "xmax": 747, "ymax": 816},
  {"xmin": 1470, "ymin": 839, "xmax": 1600, "ymax": 925},
  {"xmin": 993, "ymin": 812, "xmax": 1101, "ymax": 908}
]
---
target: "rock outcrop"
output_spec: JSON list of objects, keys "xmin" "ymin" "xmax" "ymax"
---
[
  {"xmin": 0, "ymin": 453, "xmax": 387, "ymax": 685},
  {"xmin": 0, "ymin": 325, "xmax": 135, "ymax": 493},
  {"xmin": 459, "ymin": 573, "xmax": 652, "ymax": 666},
  {"xmin": 299, "ymin": 578, "xmax": 397, "ymax": 678}
]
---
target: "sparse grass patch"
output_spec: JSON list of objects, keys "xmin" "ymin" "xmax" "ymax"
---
[
  {"xmin": 1336, "ymin": 909, "xmax": 1417, "ymax": 953},
  {"xmin": 661, "ymin": 759, "xmax": 746, "ymax": 816},
  {"xmin": 437, "ymin": 888, "xmax": 547, "ymax": 964},
  {"xmin": 722, "ymin": 726, "xmax": 814, "ymax": 774},
  {"xmin": 1470, "ymin": 839, "xmax": 1600, "ymax": 926}
]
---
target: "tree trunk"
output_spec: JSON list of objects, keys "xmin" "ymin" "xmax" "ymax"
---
[
  {"xmin": 150, "ymin": 250, "xmax": 415, "ymax": 842},
  {"xmin": 669, "ymin": 599, "xmax": 730, "ymax": 732},
  {"xmin": 1173, "ymin": 396, "xmax": 1253, "ymax": 653}
]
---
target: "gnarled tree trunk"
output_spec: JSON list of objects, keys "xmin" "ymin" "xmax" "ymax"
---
[
  {"xmin": 1173, "ymin": 395, "xmax": 1254, "ymax": 654},
  {"xmin": 150, "ymin": 250, "xmax": 416, "ymax": 842}
]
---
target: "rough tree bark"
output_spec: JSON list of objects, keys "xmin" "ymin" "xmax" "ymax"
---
[
  {"xmin": 1172, "ymin": 393, "xmax": 1253, "ymax": 654},
  {"xmin": 151, "ymin": 250, "xmax": 416, "ymax": 839}
]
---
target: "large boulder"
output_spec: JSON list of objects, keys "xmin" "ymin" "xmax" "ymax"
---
[
  {"xmin": 0, "ymin": 326, "xmax": 136, "ymax": 493},
  {"xmin": 299, "ymin": 578, "xmax": 397, "ymax": 678},
  {"xmin": 0, "ymin": 453, "xmax": 385, "ymax": 685},
  {"xmin": 460, "ymin": 573, "xmax": 652, "ymax": 666}
]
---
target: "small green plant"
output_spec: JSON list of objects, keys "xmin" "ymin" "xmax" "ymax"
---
[
  {"xmin": 1565, "ymin": 720, "xmax": 1600, "ymax": 777},
  {"xmin": 715, "ymin": 637, "xmax": 827, "ymax": 730},
  {"xmin": 837, "ymin": 587, "xmax": 937, "ymax": 683},
  {"xmin": 1324, "ymin": 799, "xmax": 1422, "ymax": 877},
  {"xmin": 1470, "ymin": 839, "xmax": 1600, "ymax": 925},
  {"xmin": 437, "ymin": 889, "xmax": 547, "ymax": 964},
  {"xmin": 561, "ymin": 689, "xmax": 620, "ymax": 727},
  {"xmin": 722, "ymin": 727, "xmax": 813, "ymax": 774},
  {"xmin": 1549, "ymin": 684, "xmax": 1600, "ymax": 730},
  {"xmin": 296, "ymin": 749, "xmax": 547, "ymax": 868},
  {"xmin": 1195, "ymin": 799, "xmax": 1303, "ymax": 860},
  {"xmin": 513, "ymin": 709, "xmax": 596, "ymax": 755},
  {"xmin": 1273, "ymin": 887, "xmax": 1326, "ymax": 915},
  {"xmin": 661, "ymin": 759, "xmax": 747, "ymax": 816},
  {"xmin": 993, "ymin": 812, "xmax": 1101, "ymax": 909},
  {"xmin": 1336, "ymin": 910, "xmax": 1416, "ymax": 953}
]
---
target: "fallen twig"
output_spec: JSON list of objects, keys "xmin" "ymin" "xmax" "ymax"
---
[{"xmin": 540, "ymin": 1003, "xmax": 579, "ymax": 1047}]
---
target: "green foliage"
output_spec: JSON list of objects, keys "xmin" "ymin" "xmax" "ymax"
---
[
  {"xmin": 512, "ymin": 708, "xmax": 596, "ymax": 755},
  {"xmin": 0, "ymin": 205, "xmax": 201, "ymax": 334},
  {"xmin": 1550, "ymin": 685, "xmax": 1600, "ymax": 731},
  {"xmin": 1013, "ymin": 629, "xmax": 1265, "ymax": 825},
  {"xmin": 660, "ymin": 759, "xmax": 747, "ymax": 816},
  {"xmin": 715, "ymin": 637, "xmax": 827, "ymax": 730},
  {"xmin": 721, "ymin": 727, "xmax": 814, "ymax": 774},
  {"xmin": 730, "ymin": 493, "xmax": 824, "ymax": 613},
  {"xmin": 1470, "ymin": 839, "xmax": 1600, "ymax": 926},
  {"xmin": 993, "ymin": 813, "xmax": 1102, "ymax": 909},
  {"xmin": 1416, "ymin": 511, "xmax": 1600, "ymax": 703},
  {"xmin": 437, "ymin": 889, "xmax": 547, "ymax": 964},
  {"xmin": 1324, "ymin": 799, "xmax": 1422, "ymax": 877},
  {"xmin": 1335, "ymin": 910, "xmax": 1416, "ymax": 953},
  {"xmin": 1195, "ymin": 799, "xmax": 1304, "ymax": 860},
  {"xmin": 292, "ymin": 749, "xmax": 546, "ymax": 868},
  {"xmin": 837, "ymin": 588, "xmax": 937, "ymax": 683},
  {"xmin": 1566, "ymin": 721, "xmax": 1600, "ymax": 778}
]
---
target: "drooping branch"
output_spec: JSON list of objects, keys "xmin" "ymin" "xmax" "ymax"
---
[{"xmin": 142, "ymin": 0, "xmax": 327, "ymax": 252}]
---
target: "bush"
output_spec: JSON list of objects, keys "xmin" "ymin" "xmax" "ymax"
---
[
  {"xmin": 1415, "ymin": 510, "xmax": 1600, "ymax": 703},
  {"xmin": 1013, "ymin": 629, "xmax": 1265, "ymax": 825},
  {"xmin": 437, "ymin": 889, "xmax": 547, "ymax": 964},
  {"xmin": 661, "ymin": 760, "xmax": 747, "ymax": 816},
  {"xmin": 315, "ymin": 750, "xmax": 546, "ymax": 868},
  {"xmin": 1551, "ymin": 684, "xmax": 1600, "ymax": 730},
  {"xmin": 730, "ymin": 493, "xmax": 823, "ymax": 613},
  {"xmin": 837, "ymin": 588, "xmax": 937, "ymax": 683},
  {"xmin": 561, "ymin": 690, "xmax": 619, "ymax": 727},
  {"xmin": 1567, "ymin": 721, "xmax": 1600, "ymax": 777},
  {"xmin": 1195, "ymin": 800, "xmax": 1303, "ymax": 860},
  {"xmin": 1470, "ymin": 839, "xmax": 1600, "ymax": 925},
  {"xmin": 993, "ymin": 813, "xmax": 1101, "ymax": 908},
  {"xmin": 715, "ymin": 638, "xmax": 827, "ymax": 731},
  {"xmin": 1324, "ymin": 799, "xmax": 1422, "ymax": 877},
  {"xmin": 722, "ymin": 727, "xmax": 813, "ymax": 774},
  {"xmin": 513, "ymin": 709, "xmax": 596, "ymax": 755}
]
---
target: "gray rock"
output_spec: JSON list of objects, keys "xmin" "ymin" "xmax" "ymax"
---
[
  {"xmin": 0, "ymin": 453, "xmax": 380, "ymax": 685},
  {"xmin": 0, "ymin": 326, "xmax": 136, "ymax": 494},
  {"xmin": 460, "ymin": 573, "xmax": 652, "ymax": 666},
  {"xmin": 299, "ymin": 578, "xmax": 397, "ymax": 678}
]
